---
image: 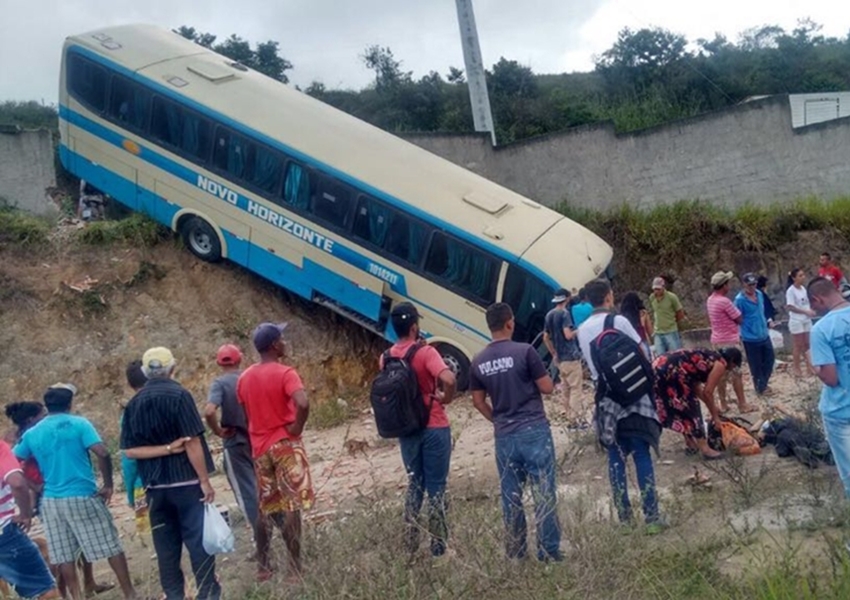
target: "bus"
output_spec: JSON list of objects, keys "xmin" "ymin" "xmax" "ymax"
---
[{"xmin": 58, "ymin": 24, "xmax": 613, "ymax": 387}]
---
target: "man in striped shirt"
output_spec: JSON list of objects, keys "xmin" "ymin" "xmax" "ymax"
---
[{"xmin": 0, "ymin": 440, "xmax": 59, "ymax": 599}]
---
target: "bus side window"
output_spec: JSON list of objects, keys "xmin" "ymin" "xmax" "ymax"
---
[
  {"xmin": 151, "ymin": 98, "xmax": 212, "ymax": 162},
  {"xmin": 251, "ymin": 144, "xmax": 282, "ymax": 194},
  {"xmin": 213, "ymin": 128, "xmax": 254, "ymax": 181},
  {"xmin": 281, "ymin": 162, "xmax": 312, "ymax": 211},
  {"xmin": 68, "ymin": 54, "xmax": 108, "ymax": 113},
  {"xmin": 108, "ymin": 76, "xmax": 149, "ymax": 132},
  {"xmin": 313, "ymin": 176, "xmax": 354, "ymax": 230},
  {"xmin": 424, "ymin": 232, "xmax": 497, "ymax": 305},
  {"xmin": 385, "ymin": 213, "xmax": 428, "ymax": 266},
  {"xmin": 502, "ymin": 266, "xmax": 551, "ymax": 343},
  {"xmin": 352, "ymin": 195, "xmax": 388, "ymax": 246}
]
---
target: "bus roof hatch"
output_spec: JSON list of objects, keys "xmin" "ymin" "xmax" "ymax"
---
[
  {"xmin": 187, "ymin": 61, "xmax": 237, "ymax": 83},
  {"xmin": 462, "ymin": 192, "xmax": 510, "ymax": 216}
]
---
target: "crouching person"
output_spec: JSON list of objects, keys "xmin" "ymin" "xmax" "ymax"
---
[{"xmin": 470, "ymin": 303, "xmax": 562, "ymax": 561}]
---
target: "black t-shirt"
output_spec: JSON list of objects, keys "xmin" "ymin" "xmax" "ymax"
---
[
  {"xmin": 470, "ymin": 339, "xmax": 549, "ymax": 435},
  {"xmin": 207, "ymin": 372, "xmax": 249, "ymax": 449},
  {"xmin": 120, "ymin": 378, "xmax": 214, "ymax": 487},
  {"xmin": 544, "ymin": 307, "xmax": 581, "ymax": 362}
]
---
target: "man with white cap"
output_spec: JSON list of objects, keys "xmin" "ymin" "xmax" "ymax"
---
[
  {"xmin": 543, "ymin": 288, "xmax": 586, "ymax": 425},
  {"xmin": 121, "ymin": 347, "xmax": 221, "ymax": 600},
  {"xmin": 649, "ymin": 276, "xmax": 685, "ymax": 356},
  {"xmin": 237, "ymin": 323, "xmax": 313, "ymax": 582}
]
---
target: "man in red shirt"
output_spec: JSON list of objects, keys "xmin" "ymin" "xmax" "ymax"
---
[
  {"xmin": 237, "ymin": 323, "xmax": 312, "ymax": 582},
  {"xmin": 383, "ymin": 303, "xmax": 456, "ymax": 559},
  {"xmin": 819, "ymin": 252, "xmax": 845, "ymax": 290}
]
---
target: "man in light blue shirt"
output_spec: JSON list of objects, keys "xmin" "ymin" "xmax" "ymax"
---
[
  {"xmin": 734, "ymin": 273, "xmax": 775, "ymax": 395},
  {"xmin": 809, "ymin": 277, "xmax": 850, "ymax": 500}
]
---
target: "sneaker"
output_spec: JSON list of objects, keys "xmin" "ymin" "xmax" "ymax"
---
[
  {"xmin": 645, "ymin": 517, "xmax": 670, "ymax": 535},
  {"xmin": 431, "ymin": 547, "xmax": 457, "ymax": 567}
]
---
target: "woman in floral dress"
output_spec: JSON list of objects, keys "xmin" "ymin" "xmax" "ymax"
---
[{"xmin": 653, "ymin": 347, "xmax": 743, "ymax": 459}]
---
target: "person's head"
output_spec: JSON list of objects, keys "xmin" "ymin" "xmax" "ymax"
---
[
  {"xmin": 43, "ymin": 383, "xmax": 77, "ymax": 414},
  {"xmin": 4, "ymin": 401, "xmax": 46, "ymax": 435},
  {"xmin": 485, "ymin": 302, "xmax": 514, "ymax": 338},
  {"xmin": 142, "ymin": 347, "xmax": 176, "ymax": 380},
  {"xmin": 717, "ymin": 346, "xmax": 743, "ymax": 369},
  {"xmin": 651, "ymin": 276, "xmax": 666, "ymax": 298},
  {"xmin": 820, "ymin": 252, "xmax": 833, "ymax": 267},
  {"xmin": 741, "ymin": 272, "xmax": 758, "ymax": 293},
  {"xmin": 710, "ymin": 270, "xmax": 734, "ymax": 293},
  {"xmin": 390, "ymin": 302, "xmax": 421, "ymax": 341},
  {"xmin": 216, "ymin": 344, "xmax": 243, "ymax": 371},
  {"xmin": 551, "ymin": 288, "xmax": 571, "ymax": 309},
  {"xmin": 619, "ymin": 291, "xmax": 645, "ymax": 328},
  {"xmin": 756, "ymin": 276, "xmax": 768, "ymax": 291},
  {"xmin": 808, "ymin": 276, "xmax": 843, "ymax": 316},
  {"xmin": 585, "ymin": 279, "xmax": 614, "ymax": 309},
  {"xmin": 252, "ymin": 323, "xmax": 288, "ymax": 359},
  {"xmin": 787, "ymin": 267, "xmax": 806, "ymax": 289},
  {"xmin": 125, "ymin": 359, "xmax": 147, "ymax": 391}
]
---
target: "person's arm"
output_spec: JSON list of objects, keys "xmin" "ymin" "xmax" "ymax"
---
[
  {"xmin": 436, "ymin": 369, "xmax": 457, "ymax": 406},
  {"xmin": 184, "ymin": 436, "xmax": 214, "ymax": 503},
  {"xmin": 641, "ymin": 309, "xmax": 654, "ymax": 339},
  {"xmin": 205, "ymin": 380, "xmax": 233, "ymax": 439},
  {"xmin": 122, "ymin": 436, "xmax": 190, "ymax": 459},
  {"xmin": 535, "ymin": 374, "xmax": 555, "ymax": 395},
  {"xmin": 698, "ymin": 365, "xmax": 724, "ymax": 423},
  {"xmin": 811, "ymin": 326, "xmax": 839, "ymax": 387},
  {"xmin": 817, "ymin": 364, "xmax": 839, "ymax": 387},
  {"xmin": 88, "ymin": 443, "xmax": 114, "ymax": 505},
  {"xmin": 422, "ymin": 347, "xmax": 456, "ymax": 405},
  {"xmin": 561, "ymin": 310, "xmax": 578, "ymax": 341},
  {"xmin": 528, "ymin": 345, "xmax": 554, "ymax": 394},
  {"xmin": 471, "ymin": 390, "xmax": 493, "ymax": 422},
  {"xmin": 729, "ymin": 297, "xmax": 744, "ymax": 324},
  {"xmin": 542, "ymin": 331, "xmax": 556, "ymax": 358},
  {"xmin": 7, "ymin": 471, "xmax": 33, "ymax": 531},
  {"xmin": 286, "ymin": 390, "xmax": 310, "ymax": 438}
]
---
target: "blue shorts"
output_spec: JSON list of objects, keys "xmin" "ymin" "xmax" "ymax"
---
[{"xmin": 0, "ymin": 522, "xmax": 56, "ymax": 598}]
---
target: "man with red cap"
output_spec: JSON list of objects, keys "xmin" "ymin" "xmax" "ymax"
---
[{"xmin": 203, "ymin": 344, "xmax": 262, "ymax": 554}]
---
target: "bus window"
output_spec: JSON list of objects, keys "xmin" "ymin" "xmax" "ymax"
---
[
  {"xmin": 213, "ymin": 128, "xmax": 254, "ymax": 181},
  {"xmin": 502, "ymin": 265, "xmax": 553, "ymax": 343},
  {"xmin": 151, "ymin": 97, "xmax": 212, "ymax": 161},
  {"xmin": 313, "ymin": 176, "xmax": 354, "ymax": 229},
  {"xmin": 68, "ymin": 54, "xmax": 107, "ymax": 113},
  {"xmin": 108, "ymin": 75, "xmax": 149, "ymax": 132},
  {"xmin": 352, "ymin": 195, "xmax": 429, "ymax": 266},
  {"xmin": 281, "ymin": 162, "xmax": 312, "ymax": 211},
  {"xmin": 424, "ymin": 232, "xmax": 497, "ymax": 305},
  {"xmin": 251, "ymin": 144, "xmax": 282, "ymax": 194}
]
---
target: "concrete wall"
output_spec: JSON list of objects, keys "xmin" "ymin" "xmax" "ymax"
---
[
  {"xmin": 403, "ymin": 95, "xmax": 850, "ymax": 210},
  {"xmin": 0, "ymin": 128, "xmax": 57, "ymax": 215}
]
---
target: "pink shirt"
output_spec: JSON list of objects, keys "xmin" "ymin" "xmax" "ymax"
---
[
  {"xmin": 707, "ymin": 292, "xmax": 742, "ymax": 345},
  {"xmin": 381, "ymin": 341, "xmax": 451, "ymax": 429}
]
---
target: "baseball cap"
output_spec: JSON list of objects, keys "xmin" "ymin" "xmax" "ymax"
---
[
  {"xmin": 390, "ymin": 302, "xmax": 421, "ymax": 323},
  {"xmin": 710, "ymin": 271, "xmax": 734, "ymax": 287},
  {"xmin": 142, "ymin": 347, "xmax": 175, "ymax": 371},
  {"xmin": 651, "ymin": 277, "xmax": 666, "ymax": 290},
  {"xmin": 551, "ymin": 288, "xmax": 570, "ymax": 303},
  {"xmin": 44, "ymin": 383, "xmax": 77, "ymax": 407},
  {"xmin": 252, "ymin": 322, "xmax": 287, "ymax": 353},
  {"xmin": 216, "ymin": 344, "xmax": 243, "ymax": 366},
  {"xmin": 742, "ymin": 272, "xmax": 758, "ymax": 286}
]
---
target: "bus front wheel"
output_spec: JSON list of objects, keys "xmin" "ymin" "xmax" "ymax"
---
[
  {"xmin": 181, "ymin": 217, "xmax": 222, "ymax": 262},
  {"xmin": 435, "ymin": 343, "xmax": 470, "ymax": 392}
]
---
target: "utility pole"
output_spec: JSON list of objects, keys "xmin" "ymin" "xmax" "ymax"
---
[{"xmin": 455, "ymin": 0, "xmax": 496, "ymax": 145}]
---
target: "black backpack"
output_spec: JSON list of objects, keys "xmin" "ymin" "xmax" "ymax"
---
[
  {"xmin": 590, "ymin": 314, "xmax": 654, "ymax": 407},
  {"xmin": 370, "ymin": 345, "xmax": 429, "ymax": 438}
]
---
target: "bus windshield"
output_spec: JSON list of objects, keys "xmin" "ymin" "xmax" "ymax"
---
[{"xmin": 502, "ymin": 265, "xmax": 553, "ymax": 343}]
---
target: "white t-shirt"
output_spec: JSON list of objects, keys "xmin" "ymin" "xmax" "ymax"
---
[
  {"xmin": 577, "ymin": 312, "xmax": 643, "ymax": 381},
  {"xmin": 785, "ymin": 285, "xmax": 813, "ymax": 324}
]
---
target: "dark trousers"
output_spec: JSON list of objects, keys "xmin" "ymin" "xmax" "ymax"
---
[
  {"xmin": 607, "ymin": 436, "xmax": 659, "ymax": 524},
  {"xmin": 223, "ymin": 442, "xmax": 261, "ymax": 535},
  {"xmin": 743, "ymin": 338, "xmax": 775, "ymax": 394},
  {"xmin": 147, "ymin": 484, "xmax": 221, "ymax": 600}
]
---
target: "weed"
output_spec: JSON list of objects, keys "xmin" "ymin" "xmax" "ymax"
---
[
  {"xmin": 0, "ymin": 204, "xmax": 50, "ymax": 246},
  {"xmin": 123, "ymin": 260, "xmax": 168, "ymax": 288},
  {"xmin": 308, "ymin": 398, "xmax": 356, "ymax": 430},
  {"xmin": 219, "ymin": 309, "xmax": 255, "ymax": 342},
  {"xmin": 704, "ymin": 453, "xmax": 771, "ymax": 509},
  {"xmin": 76, "ymin": 214, "xmax": 167, "ymax": 247}
]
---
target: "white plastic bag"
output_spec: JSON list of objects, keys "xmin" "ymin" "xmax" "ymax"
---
[
  {"xmin": 769, "ymin": 329, "xmax": 784, "ymax": 351},
  {"xmin": 202, "ymin": 504, "xmax": 235, "ymax": 555}
]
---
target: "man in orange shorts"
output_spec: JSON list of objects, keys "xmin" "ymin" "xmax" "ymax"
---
[{"xmin": 237, "ymin": 323, "xmax": 313, "ymax": 582}]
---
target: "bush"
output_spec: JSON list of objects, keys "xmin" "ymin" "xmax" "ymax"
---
[
  {"xmin": 76, "ymin": 214, "xmax": 167, "ymax": 247},
  {"xmin": 0, "ymin": 204, "xmax": 50, "ymax": 246}
]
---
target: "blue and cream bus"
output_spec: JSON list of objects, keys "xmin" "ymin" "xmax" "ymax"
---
[{"xmin": 59, "ymin": 24, "xmax": 613, "ymax": 386}]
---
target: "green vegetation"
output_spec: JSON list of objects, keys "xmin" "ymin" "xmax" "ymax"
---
[
  {"xmin": 75, "ymin": 214, "xmax": 168, "ymax": 247},
  {"xmin": 0, "ymin": 203, "xmax": 50, "ymax": 246},
  {"xmin": 0, "ymin": 100, "xmax": 58, "ymax": 131},
  {"xmin": 308, "ymin": 398, "xmax": 356, "ymax": 430}
]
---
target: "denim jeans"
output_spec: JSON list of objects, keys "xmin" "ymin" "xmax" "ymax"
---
[
  {"xmin": 654, "ymin": 331, "xmax": 682, "ymax": 355},
  {"xmin": 399, "ymin": 426, "xmax": 451, "ymax": 556},
  {"xmin": 823, "ymin": 416, "xmax": 850, "ymax": 499},
  {"xmin": 494, "ymin": 422, "xmax": 562, "ymax": 561},
  {"xmin": 607, "ymin": 436, "xmax": 659, "ymax": 524},
  {"xmin": 742, "ymin": 338, "xmax": 775, "ymax": 394},
  {"xmin": 0, "ymin": 523, "xmax": 56, "ymax": 598},
  {"xmin": 147, "ymin": 484, "xmax": 221, "ymax": 600}
]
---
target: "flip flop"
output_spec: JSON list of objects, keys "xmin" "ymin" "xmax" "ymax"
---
[{"xmin": 701, "ymin": 453, "xmax": 724, "ymax": 461}]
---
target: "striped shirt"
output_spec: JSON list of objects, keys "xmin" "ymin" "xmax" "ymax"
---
[
  {"xmin": 707, "ymin": 292, "xmax": 741, "ymax": 345},
  {"xmin": 0, "ymin": 441, "xmax": 23, "ymax": 529}
]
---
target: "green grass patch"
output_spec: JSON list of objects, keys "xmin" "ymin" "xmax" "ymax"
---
[
  {"xmin": 76, "ymin": 214, "xmax": 168, "ymax": 247},
  {"xmin": 307, "ymin": 398, "xmax": 357, "ymax": 430},
  {"xmin": 0, "ymin": 204, "xmax": 51, "ymax": 246}
]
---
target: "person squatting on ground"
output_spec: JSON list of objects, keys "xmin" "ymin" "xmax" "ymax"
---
[
  {"xmin": 808, "ymin": 277, "xmax": 850, "ymax": 504},
  {"xmin": 237, "ymin": 323, "xmax": 314, "ymax": 581},
  {"xmin": 471, "ymin": 302, "xmax": 563, "ymax": 561},
  {"xmin": 203, "ymin": 344, "xmax": 264, "ymax": 552},
  {"xmin": 785, "ymin": 268, "xmax": 817, "ymax": 377},
  {"xmin": 735, "ymin": 273, "xmax": 776, "ymax": 396},
  {"xmin": 649, "ymin": 277, "xmax": 685, "ymax": 355},
  {"xmin": 653, "ymin": 348, "xmax": 744, "ymax": 460},
  {"xmin": 543, "ymin": 288, "xmax": 586, "ymax": 426},
  {"xmin": 15, "ymin": 384, "xmax": 140, "ymax": 600},
  {"xmin": 379, "ymin": 304, "xmax": 457, "ymax": 559},
  {"xmin": 121, "ymin": 348, "xmax": 221, "ymax": 600},
  {"xmin": 578, "ymin": 280, "xmax": 664, "ymax": 531}
]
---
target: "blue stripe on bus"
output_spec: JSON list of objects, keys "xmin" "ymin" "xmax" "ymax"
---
[
  {"xmin": 63, "ymin": 44, "xmax": 561, "ymax": 290},
  {"xmin": 61, "ymin": 144, "xmax": 491, "ymax": 342}
]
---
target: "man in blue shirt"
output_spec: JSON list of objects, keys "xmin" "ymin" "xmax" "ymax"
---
[
  {"xmin": 734, "ymin": 273, "xmax": 775, "ymax": 396},
  {"xmin": 14, "ymin": 384, "xmax": 140, "ymax": 600},
  {"xmin": 809, "ymin": 277, "xmax": 850, "ymax": 501}
]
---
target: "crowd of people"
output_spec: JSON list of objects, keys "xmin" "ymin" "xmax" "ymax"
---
[{"xmin": 1, "ymin": 251, "xmax": 849, "ymax": 598}]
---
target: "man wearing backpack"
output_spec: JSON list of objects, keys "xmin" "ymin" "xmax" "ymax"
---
[
  {"xmin": 577, "ymin": 280, "xmax": 664, "ymax": 533},
  {"xmin": 470, "ymin": 303, "xmax": 562, "ymax": 562},
  {"xmin": 543, "ymin": 288, "xmax": 585, "ymax": 426},
  {"xmin": 382, "ymin": 303, "xmax": 456, "ymax": 560}
]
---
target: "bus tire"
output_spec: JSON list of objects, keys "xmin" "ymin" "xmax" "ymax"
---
[
  {"xmin": 181, "ymin": 216, "xmax": 222, "ymax": 262},
  {"xmin": 435, "ymin": 343, "xmax": 470, "ymax": 392}
]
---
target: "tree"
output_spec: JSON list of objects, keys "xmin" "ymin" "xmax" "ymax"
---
[
  {"xmin": 362, "ymin": 46, "xmax": 412, "ymax": 90},
  {"xmin": 597, "ymin": 27, "xmax": 688, "ymax": 70},
  {"xmin": 447, "ymin": 66, "xmax": 465, "ymax": 84}
]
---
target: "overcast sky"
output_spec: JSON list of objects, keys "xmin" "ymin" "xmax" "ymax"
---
[{"xmin": 3, "ymin": 0, "xmax": 850, "ymax": 103}]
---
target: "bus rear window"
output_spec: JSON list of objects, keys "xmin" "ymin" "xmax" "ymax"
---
[
  {"xmin": 68, "ymin": 54, "xmax": 108, "ymax": 113},
  {"xmin": 502, "ymin": 265, "xmax": 552, "ymax": 343},
  {"xmin": 424, "ymin": 232, "xmax": 497, "ymax": 305}
]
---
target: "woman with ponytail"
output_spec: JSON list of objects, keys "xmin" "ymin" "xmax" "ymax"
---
[{"xmin": 785, "ymin": 267, "xmax": 816, "ymax": 377}]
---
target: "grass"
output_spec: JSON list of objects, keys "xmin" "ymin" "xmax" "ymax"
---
[
  {"xmin": 308, "ymin": 397, "xmax": 357, "ymax": 430},
  {"xmin": 0, "ymin": 203, "xmax": 51, "ymax": 246},
  {"xmin": 76, "ymin": 213, "xmax": 168, "ymax": 247}
]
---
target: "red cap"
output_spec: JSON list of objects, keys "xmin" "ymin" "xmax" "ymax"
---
[{"xmin": 216, "ymin": 344, "xmax": 243, "ymax": 366}]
